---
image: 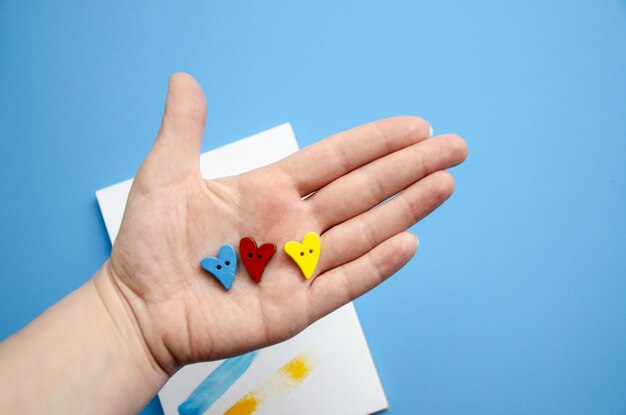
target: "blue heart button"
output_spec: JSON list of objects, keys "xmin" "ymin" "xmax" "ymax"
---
[{"xmin": 201, "ymin": 244, "xmax": 237, "ymax": 290}]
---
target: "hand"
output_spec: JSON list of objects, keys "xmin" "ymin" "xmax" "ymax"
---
[{"xmin": 104, "ymin": 73, "xmax": 467, "ymax": 375}]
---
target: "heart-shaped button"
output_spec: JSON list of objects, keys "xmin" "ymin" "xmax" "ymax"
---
[
  {"xmin": 284, "ymin": 232, "xmax": 321, "ymax": 279},
  {"xmin": 239, "ymin": 237, "xmax": 276, "ymax": 283},
  {"xmin": 201, "ymin": 244, "xmax": 237, "ymax": 290}
]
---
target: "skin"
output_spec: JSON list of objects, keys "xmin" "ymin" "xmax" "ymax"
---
[{"xmin": 0, "ymin": 73, "xmax": 467, "ymax": 414}]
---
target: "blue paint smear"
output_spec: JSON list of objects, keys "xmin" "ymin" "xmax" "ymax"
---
[{"xmin": 178, "ymin": 351, "xmax": 258, "ymax": 415}]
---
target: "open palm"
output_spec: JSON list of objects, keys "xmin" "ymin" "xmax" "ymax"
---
[{"xmin": 108, "ymin": 74, "xmax": 467, "ymax": 374}]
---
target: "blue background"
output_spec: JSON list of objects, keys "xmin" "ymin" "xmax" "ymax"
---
[{"xmin": 1, "ymin": 1, "xmax": 625, "ymax": 413}]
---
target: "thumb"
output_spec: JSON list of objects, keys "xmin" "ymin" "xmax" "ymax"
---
[{"xmin": 144, "ymin": 73, "xmax": 207, "ymax": 179}]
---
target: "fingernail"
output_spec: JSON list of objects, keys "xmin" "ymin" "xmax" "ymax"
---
[
  {"xmin": 428, "ymin": 124, "xmax": 434, "ymax": 138},
  {"xmin": 407, "ymin": 231, "xmax": 420, "ymax": 248}
]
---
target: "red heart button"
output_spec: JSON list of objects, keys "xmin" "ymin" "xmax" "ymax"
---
[{"xmin": 239, "ymin": 237, "xmax": 277, "ymax": 283}]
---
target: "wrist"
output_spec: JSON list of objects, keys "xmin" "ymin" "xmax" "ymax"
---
[
  {"xmin": 92, "ymin": 261, "xmax": 169, "ymax": 396},
  {"xmin": 0, "ymin": 262, "xmax": 169, "ymax": 415}
]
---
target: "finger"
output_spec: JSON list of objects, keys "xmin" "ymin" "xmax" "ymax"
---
[
  {"xmin": 310, "ymin": 134, "xmax": 466, "ymax": 229},
  {"xmin": 307, "ymin": 232, "xmax": 417, "ymax": 323},
  {"xmin": 275, "ymin": 116, "xmax": 431, "ymax": 196},
  {"xmin": 144, "ymin": 73, "xmax": 207, "ymax": 178},
  {"xmin": 319, "ymin": 170, "xmax": 455, "ymax": 273}
]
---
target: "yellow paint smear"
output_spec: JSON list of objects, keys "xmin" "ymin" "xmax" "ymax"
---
[
  {"xmin": 224, "ymin": 353, "xmax": 317, "ymax": 415},
  {"xmin": 224, "ymin": 395, "xmax": 258, "ymax": 415},
  {"xmin": 280, "ymin": 355, "xmax": 312, "ymax": 381}
]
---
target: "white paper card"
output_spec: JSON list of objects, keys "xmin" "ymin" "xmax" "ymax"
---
[{"xmin": 95, "ymin": 123, "xmax": 388, "ymax": 415}]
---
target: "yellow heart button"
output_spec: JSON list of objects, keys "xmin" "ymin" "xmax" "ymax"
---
[{"xmin": 284, "ymin": 232, "xmax": 321, "ymax": 279}]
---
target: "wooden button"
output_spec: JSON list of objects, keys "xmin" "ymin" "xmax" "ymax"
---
[
  {"xmin": 284, "ymin": 232, "xmax": 321, "ymax": 280},
  {"xmin": 201, "ymin": 244, "xmax": 237, "ymax": 290},
  {"xmin": 239, "ymin": 237, "xmax": 277, "ymax": 283}
]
